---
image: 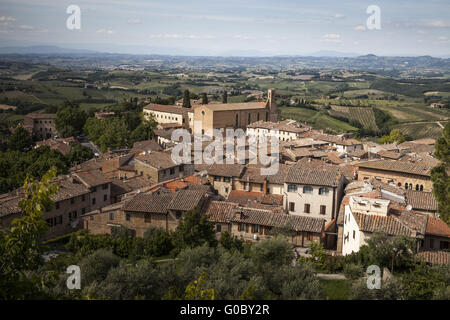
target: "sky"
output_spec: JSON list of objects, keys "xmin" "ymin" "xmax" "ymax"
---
[{"xmin": 0, "ymin": 0, "xmax": 450, "ymax": 56}]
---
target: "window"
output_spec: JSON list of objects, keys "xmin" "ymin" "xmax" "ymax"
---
[
  {"xmin": 225, "ymin": 187, "xmax": 229, "ymax": 193},
  {"xmin": 353, "ymin": 230, "xmax": 355, "ymax": 239},
  {"xmin": 405, "ymin": 182, "xmax": 408, "ymax": 190},
  {"xmin": 440, "ymin": 241, "xmax": 449, "ymax": 250},
  {"xmin": 303, "ymin": 186, "xmax": 313, "ymax": 194},
  {"xmin": 102, "ymin": 184, "xmax": 108, "ymax": 190},
  {"xmin": 126, "ymin": 213, "xmax": 131, "ymax": 221},
  {"xmin": 248, "ymin": 113, "xmax": 251, "ymax": 125},
  {"xmin": 304, "ymin": 203, "xmax": 311, "ymax": 213},
  {"xmin": 57, "ymin": 215, "xmax": 62, "ymax": 225},
  {"xmin": 175, "ymin": 212, "xmax": 182, "ymax": 219},
  {"xmin": 104, "ymin": 194, "xmax": 107, "ymax": 201},
  {"xmin": 287, "ymin": 184, "xmax": 298, "ymax": 192},
  {"xmin": 307, "ymin": 233, "xmax": 313, "ymax": 241},
  {"xmin": 320, "ymin": 205, "xmax": 326, "ymax": 215},
  {"xmin": 420, "ymin": 185, "xmax": 423, "ymax": 191},
  {"xmin": 265, "ymin": 112, "xmax": 268, "ymax": 121},
  {"xmin": 223, "ymin": 177, "xmax": 231, "ymax": 182},
  {"xmin": 235, "ymin": 114, "xmax": 239, "ymax": 127},
  {"xmin": 82, "ymin": 194, "xmax": 85, "ymax": 201},
  {"xmin": 238, "ymin": 224, "xmax": 245, "ymax": 232},
  {"xmin": 109, "ymin": 212, "xmax": 114, "ymax": 220},
  {"xmin": 245, "ymin": 224, "xmax": 249, "ymax": 233},
  {"xmin": 55, "ymin": 202, "xmax": 59, "ymax": 209},
  {"xmin": 319, "ymin": 187, "xmax": 329, "ymax": 195},
  {"xmin": 216, "ymin": 224, "xmax": 222, "ymax": 232},
  {"xmin": 90, "ymin": 215, "xmax": 93, "ymax": 221},
  {"xmin": 257, "ymin": 113, "xmax": 260, "ymax": 121},
  {"xmin": 170, "ymin": 168, "xmax": 175, "ymax": 175},
  {"xmin": 92, "ymin": 187, "xmax": 97, "ymax": 192},
  {"xmin": 82, "ymin": 208, "xmax": 86, "ymax": 215},
  {"xmin": 416, "ymin": 184, "xmax": 419, "ymax": 191},
  {"xmin": 71, "ymin": 198, "xmax": 74, "ymax": 204},
  {"xmin": 145, "ymin": 213, "xmax": 151, "ymax": 223},
  {"xmin": 214, "ymin": 176, "xmax": 221, "ymax": 182},
  {"xmin": 289, "ymin": 202, "xmax": 295, "ymax": 212},
  {"xmin": 73, "ymin": 210, "xmax": 77, "ymax": 219},
  {"xmin": 430, "ymin": 239, "xmax": 434, "ymax": 249},
  {"xmin": 92, "ymin": 198, "xmax": 96, "ymax": 205},
  {"xmin": 253, "ymin": 225, "xmax": 260, "ymax": 233},
  {"xmin": 46, "ymin": 218, "xmax": 53, "ymax": 227}
]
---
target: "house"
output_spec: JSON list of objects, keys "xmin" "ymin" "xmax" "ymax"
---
[
  {"xmin": 35, "ymin": 137, "xmax": 76, "ymax": 155},
  {"xmin": 404, "ymin": 190, "xmax": 438, "ymax": 216},
  {"xmin": 246, "ymin": 119, "xmax": 310, "ymax": 142},
  {"xmin": 339, "ymin": 196, "xmax": 427, "ymax": 255},
  {"xmin": 283, "ymin": 166, "xmax": 345, "ymax": 223},
  {"xmin": 204, "ymin": 200, "xmax": 325, "ymax": 246},
  {"xmin": 356, "ymin": 159, "xmax": 435, "ymax": 192},
  {"xmin": 82, "ymin": 188, "xmax": 210, "ymax": 237},
  {"xmin": 134, "ymin": 151, "xmax": 193, "ymax": 183},
  {"xmin": 0, "ymin": 172, "xmax": 111, "ymax": 240},
  {"xmin": 422, "ymin": 216, "xmax": 450, "ymax": 251},
  {"xmin": 22, "ymin": 113, "xmax": 57, "ymax": 140},
  {"xmin": 207, "ymin": 163, "xmax": 245, "ymax": 197}
]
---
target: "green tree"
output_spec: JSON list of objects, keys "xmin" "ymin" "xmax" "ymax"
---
[
  {"xmin": 0, "ymin": 167, "xmax": 59, "ymax": 299},
  {"xmin": 219, "ymin": 231, "xmax": 243, "ymax": 252},
  {"xmin": 201, "ymin": 93, "xmax": 208, "ymax": 105},
  {"xmin": 431, "ymin": 122, "xmax": 450, "ymax": 224},
  {"xmin": 78, "ymin": 249, "xmax": 120, "ymax": 287},
  {"xmin": 378, "ymin": 129, "xmax": 406, "ymax": 144},
  {"xmin": 182, "ymin": 90, "xmax": 191, "ymax": 108},
  {"xmin": 66, "ymin": 143, "xmax": 94, "ymax": 166},
  {"xmin": 184, "ymin": 272, "xmax": 215, "ymax": 300},
  {"xmin": 130, "ymin": 118, "xmax": 157, "ymax": 143},
  {"xmin": 55, "ymin": 102, "xmax": 88, "ymax": 138},
  {"xmin": 174, "ymin": 208, "xmax": 217, "ymax": 249},
  {"xmin": 222, "ymin": 91, "xmax": 227, "ymax": 103},
  {"xmin": 8, "ymin": 127, "xmax": 32, "ymax": 152}
]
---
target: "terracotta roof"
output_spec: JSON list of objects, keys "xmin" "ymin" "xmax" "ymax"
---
[
  {"xmin": 135, "ymin": 151, "xmax": 177, "ymax": 170},
  {"xmin": 416, "ymin": 251, "xmax": 450, "ymax": 265},
  {"xmin": 74, "ymin": 170, "xmax": 112, "ymax": 188},
  {"xmin": 24, "ymin": 113, "xmax": 56, "ymax": 119},
  {"xmin": 227, "ymin": 191, "xmax": 264, "ymax": 206},
  {"xmin": 425, "ymin": 216, "xmax": 450, "ymax": 237},
  {"xmin": 351, "ymin": 210, "xmax": 427, "ymax": 237},
  {"xmin": 131, "ymin": 139, "xmax": 163, "ymax": 154},
  {"xmin": 247, "ymin": 120, "xmax": 308, "ymax": 133},
  {"xmin": 203, "ymin": 101, "xmax": 266, "ymax": 111},
  {"xmin": 356, "ymin": 160, "xmax": 433, "ymax": 177},
  {"xmin": 167, "ymin": 189, "xmax": 206, "ymax": 211},
  {"xmin": 144, "ymin": 104, "xmax": 191, "ymax": 115},
  {"xmin": 405, "ymin": 190, "xmax": 438, "ymax": 212},
  {"xmin": 377, "ymin": 150, "xmax": 402, "ymax": 160},
  {"xmin": 239, "ymin": 167, "xmax": 266, "ymax": 184},
  {"xmin": 123, "ymin": 192, "xmax": 175, "ymax": 213},
  {"xmin": 285, "ymin": 166, "xmax": 341, "ymax": 187},
  {"xmin": 207, "ymin": 163, "xmax": 245, "ymax": 177},
  {"xmin": 0, "ymin": 194, "xmax": 22, "ymax": 217},
  {"xmin": 205, "ymin": 200, "xmax": 325, "ymax": 233}
]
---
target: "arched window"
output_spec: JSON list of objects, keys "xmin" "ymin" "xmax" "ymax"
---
[
  {"xmin": 409, "ymin": 183, "xmax": 412, "ymax": 190},
  {"xmin": 405, "ymin": 182, "xmax": 408, "ymax": 190},
  {"xmin": 420, "ymin": 185, "xmax": 423, "ymax": 191},
  {"xmin": 416, "ymin": 184, "xmax": 419, "ymax": 191},
  {"xmin": 257, "ymin": 113, "xmax": 260, "ymax": 121}
]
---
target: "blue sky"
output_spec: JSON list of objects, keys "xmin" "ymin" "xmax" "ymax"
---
[{"xmin": 0, "ymin": 0, "xmax": 450, "ymax": 56}]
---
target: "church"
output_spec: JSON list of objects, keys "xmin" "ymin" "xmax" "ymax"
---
[{"xmin": 143, "ymin": 89, "xmax": 280, "ymax": 135}]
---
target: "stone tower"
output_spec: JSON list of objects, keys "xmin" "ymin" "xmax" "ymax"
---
[{"xmin": 267, "ymin": 88, "xmax": 280, "ymax": 122}]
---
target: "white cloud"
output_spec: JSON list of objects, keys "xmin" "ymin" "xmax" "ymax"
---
[
  {"xmin": 354, "ymin": 25, "xmax": 366, "ymax": 31},
  {"xmin": 422, "ymin": 20, "xmax": 450, "ymax": 28},
  {"xmin": 96, "ymin": 29, "xmax": 115, "ymax": 35},
  {"xmin": 335, "ymin": 13, "xmax": 345, "ymax": 19},
  {"xmin": 127, "ymin": 18, "xmax": 141, "ymax": 24},
  {"xmin": 232, "ymin": 35, "xmax": 254, "ymax": 40},
  {"xmin": 417, "ymin": 39, "xmax": 424, "ymax": 43},
  {"xmin": 437, "ymin": 36, "xmax": 448, "ymax": 41},
  {"xmin": 417, "ymin": 30, "xmax": 426, "ymax": 35}
]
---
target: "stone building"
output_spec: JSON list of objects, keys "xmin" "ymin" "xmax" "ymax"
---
[
  {"xmin": 22, "ymin": 113, "xmax": 57, "ymax": 140},
  {"xmin": 205, "ymin": 200, "xmax": 325, "ymax": 246},
  {"xmin": 82, "ymin": 188, "xmax": 210, "ymax": 237},
  {"xmin": 0, "ymin": 171, "xmax": 111, "ymax": 240},
  {"xmin": 143, "ymin": 89, "xmax": 280, "ymax": 134},
  {"xmin": 356, "ymin": 159, "xmax": 434, "ymax": 192}
]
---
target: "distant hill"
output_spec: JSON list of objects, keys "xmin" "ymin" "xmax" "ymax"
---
[{"xmin": 0, "ymin": 45, "xmax": 97, "ymax": 55}]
